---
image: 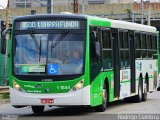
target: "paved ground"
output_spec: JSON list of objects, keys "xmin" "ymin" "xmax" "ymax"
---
[
  {"xmin": 0, "ymin": 91, "xmax": 160, "ymax": 120},
  {"xmin": 0, "ymin": 99, "xmax": 10, "ymax": 105}
]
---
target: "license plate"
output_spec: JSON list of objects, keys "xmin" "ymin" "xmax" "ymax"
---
[{"xmin": 41, "ymin": 98, "xmax": 54, "ymax": 104}]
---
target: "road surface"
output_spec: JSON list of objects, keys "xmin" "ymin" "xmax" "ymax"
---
[{"xmin": 0, "ymin": 91, "xmax": 160, "ymax": 120}]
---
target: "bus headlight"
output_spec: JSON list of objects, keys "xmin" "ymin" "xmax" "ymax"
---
[
  {"xmin": 69, "ymin": 79, "xmax": 84, "ymax": 92},
  {"xmin": 13, "ymin": 81, "xmax": 25, "ymax": 92}
]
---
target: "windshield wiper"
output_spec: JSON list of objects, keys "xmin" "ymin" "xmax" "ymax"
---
[
  {"xmin": 29, "ymin": 31, "xmax": 40, "ymax": 50},
  {"xmin": 51, "ymin": 30, "xmax": 69, "ymax": 48},
  {"xmin": 29, "ymin": 31, "xmax": 41, "ymax": 62},
  {"xmin": 39, "ymin": 39, "xmax": 42, "ymax": 62}
]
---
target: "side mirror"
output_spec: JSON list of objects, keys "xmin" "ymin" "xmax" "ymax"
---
[{"xmin": 1, "ymin": 29, "xmax": 11, "ymax": 54}]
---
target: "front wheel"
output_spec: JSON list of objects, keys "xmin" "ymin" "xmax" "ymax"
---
[
  {"xmin": 31, "ymin": 106, "xmax": 44, "ymax": 114},
  {"xmin": 94, "ymin": 84, "xmax": 107, "ymax": 112}
]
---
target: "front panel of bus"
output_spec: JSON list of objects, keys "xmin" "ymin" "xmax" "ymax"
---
[{"xmin": 9, "ymin": 16, "xmax": 90, "ymax": 106}]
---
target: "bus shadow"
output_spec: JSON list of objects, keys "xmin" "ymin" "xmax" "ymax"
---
[
  {"xmin": 22, "ymin": 99, "xmax": 152, "ymax": 117},
  {"xmin": 23, "ymin": 106, "xmax": 94, "ymax": 117}
]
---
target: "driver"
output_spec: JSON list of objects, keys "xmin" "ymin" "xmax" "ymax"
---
[{"xmin": 68, "ymin": 50, "xmax": 83, "ymax": 65}]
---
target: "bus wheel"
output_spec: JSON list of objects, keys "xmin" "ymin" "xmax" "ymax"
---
[
  {"xmin": 133, "ymin": 79, "xmax": 143, "ymax": 103},
  {"xmin": 31, "ymin": 106, "xmax": 44, "ymax": 114},
  {"xmin": 142, "ymin": 82, "xmax": 147, "ymax": 102},
  {"xmin": 95, "ymin": 84, "xmax": 107, "ymax": 112}
]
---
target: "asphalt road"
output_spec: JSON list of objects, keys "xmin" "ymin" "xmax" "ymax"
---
[{"xmin": 0, "ymin": 91, "xmax": 160, "ymax": 120}]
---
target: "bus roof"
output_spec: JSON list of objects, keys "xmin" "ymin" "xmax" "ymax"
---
[
  {"xmin": 14, "ymin": 14, "xmax": 157, "ymax": 33},
  {"xmin": 13, "ymin": 14, "xmax": 87, "ymax": 21},
  {"xmin": 87, "ymin": 15, "xmax": 157, "ymax": 33},
  {"xmin": 111, "ymin": 19, "xmax": 157, "ymax": 33}
]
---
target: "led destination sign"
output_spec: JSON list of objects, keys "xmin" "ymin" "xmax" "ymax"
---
[{"xmin": 19, "ymin": 21, "xmax": 80, "ymax": 30}]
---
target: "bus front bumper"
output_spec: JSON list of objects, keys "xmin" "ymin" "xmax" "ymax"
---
[{"xmin": 10, "ymin": 86, "xmax": 90, "ymax": 106}]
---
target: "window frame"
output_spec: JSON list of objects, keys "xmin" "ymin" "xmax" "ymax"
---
[
  {"xmin": 119, "ymin": 29, "xmax": 130, "ymax": 69},
  {"xmin": 135, "ymin": 32, "xmax": 142, "ymax": 59},
  {"xmin": 101, "ymin": 28, "xmax": 113, "ymax": 70}
]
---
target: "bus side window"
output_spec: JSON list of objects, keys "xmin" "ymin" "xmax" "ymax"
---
[
  {"xmin": 141, "ymin": 33, "xmax": 147, "ymax": 58},
  {"xmin": 123, "ymin": 31, "xmax": 130, "ymax": 67},
  {"xmin": 90, "ymin": 26, "xmax": 101, "ymax": 67},
  {"xmin": 152, "ymin": 34, "xmax": 157, "ymax": 59},
  {"xmin": 90, "ymin": 26, "xmax": 102, "ymax": 81},
  {"xmin": 135, "ymin": 33, "xmax": 141, "ymax": 58},
  {"xmin": 102, "ymin": 29, "xmax": 112, "ymax": 70},
  {"xmin": 119, "ymin": 31, "xmax": 130, "ymax": 68},
  {"xmin": 119, "ymin": 31, "xmax": 125, "ymax": 68},
  {"xmin": 147, "ymin": 34, "xmax": 152, "ymax": 58}
]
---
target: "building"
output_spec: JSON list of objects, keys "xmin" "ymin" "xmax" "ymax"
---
[
  {"xmin": 136, "ymin": 0, "xmax": 160, "ymax": 3},
  {"xmin": 9, "ymin": 0, "xmax": 134, "ymax": 8}
]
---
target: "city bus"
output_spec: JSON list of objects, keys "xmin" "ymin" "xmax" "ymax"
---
[
  {"xmin": 1, "ymin": 14, "xmax": 158, "ymax": 113},
  {"xmin": 157, "ymin": 27, "xmax": 160, "ymax": 91}
]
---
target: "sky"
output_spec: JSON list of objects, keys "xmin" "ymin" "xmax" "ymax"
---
[{"xmin": 0, "ymin": 0, "xmax": 7, "ymax": 9}]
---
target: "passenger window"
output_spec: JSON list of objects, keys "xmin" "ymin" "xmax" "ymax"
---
[
  {"xmin": 141, "ymin": 33, "xmax": 147, "ymax": 58},
  {"xmin": 119, "ymin": 32, "xmax": 124, "ymax": 48},
  {"xmin": 141, "ymin": 34, "xmax": 147, "ymax": 49},
  {"xmin": 124, "ymin": 32, "xmax": 129, "ymax": 49},
  {"xmin": 90, "ymin": 26, "xmax": 100, "ymax": 64},
  {"xmin": 147, "ymin": 34, "xmax": 152, "ymax": 58},
  {"xmin": 135, "ymin": 33, "xmax": 141, "ymax": 58},
  {"xmin": 102, "ymin": 29, "xmax": 112, "ymax": 70},
  {"xmin": 119, "ymin": 31, "xmax": 130, "ymax": 68},
  {"xmin": 152, "ymin": 35, "xmax": 157, "ymax": 50},
  {"xmin": 152, "ymin": 34, "xmax": 157, "ymax": 59},
  {"xmin": 90, "ymin": 26, "xmax": 102, "ymax": 81},
  {"xmin": 124, "ymin": 32, "xmax": 130, "ymax": 67},
  {"xmin": 102, "ymin": 29, "xmax": 111, "ymax": 49}
]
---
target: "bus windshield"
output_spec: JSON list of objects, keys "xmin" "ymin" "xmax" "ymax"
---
[{"xmin": 14, "ymin": 32, "xmax": 85, "ymax": 76}]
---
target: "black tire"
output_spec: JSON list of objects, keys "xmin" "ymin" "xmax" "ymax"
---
[
  {"xmin": 133, "ymin": 79, "xmax": 143, "ymax": 103},
  {"xmin": 94, "ymin": 84, "xmax": 107, "ymax": 112},
  {"xmin": 157, "ymin": 87, "xmax": 160, "ymax": 91},
  {"xmin": 142, "ymin": 82, "xmax": 147, "ymax": 102},
  {"xmin": 32, "ymin": 106, "xmax": 44, "ymax": 114},
  {"xmin": 124, "ymin": 97, "xmax": 133, "ymax": 103}
]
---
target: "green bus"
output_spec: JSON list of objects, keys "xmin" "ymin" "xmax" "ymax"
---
[{"xmin": 1, "ymin": 14, "xmax": 158, "ymax": 113}]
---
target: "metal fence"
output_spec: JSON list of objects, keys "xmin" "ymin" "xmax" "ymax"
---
[{"xmin": 0, "ymin": 33, "xmax": 9, "ymax": 86}]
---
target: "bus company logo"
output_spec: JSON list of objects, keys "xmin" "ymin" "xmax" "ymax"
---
[
  {"xmin": 136, "ymin": 62, "xmax": 142, "ymax": 71},
  {"xmin": 35, "ymin": 84, "xmax": 42, "ymax": 88},
  {"xmin": 42, "ymin": 79, "xmax": 53, "ymax": 82}
]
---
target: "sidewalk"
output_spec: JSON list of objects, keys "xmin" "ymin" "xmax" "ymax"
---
[{"xmin": 0, "ymin": 99, "xmax": 10, "ymax": 105}]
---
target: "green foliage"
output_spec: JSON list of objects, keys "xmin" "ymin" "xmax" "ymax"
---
[
  {"xmin": 125, "ymin": 8, "xmax": 132, "ymax": 14},
  {"xmin": 125, "ymin": 8, "xmax": 132, "ymax": 19},
  {"xmin": 0, "ymin": 93, "xmax": 10, "ymax": 99}
]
